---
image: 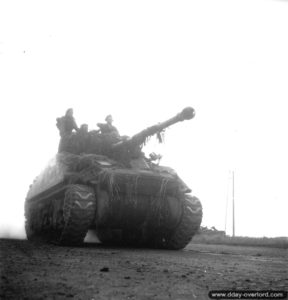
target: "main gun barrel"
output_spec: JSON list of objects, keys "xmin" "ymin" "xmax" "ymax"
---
[{"xmin": 112, "ymin": 107, "xmax": 195, "ymax": 149}]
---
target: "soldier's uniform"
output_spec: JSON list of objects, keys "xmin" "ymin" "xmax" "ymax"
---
[
  {"xmin": 77, "ymin": 124, "xmax": 90, "ymax": 153},
  {"xmin": 97, "ymin": 123, "xmax": 119, "ymax": 136},
  {"xmin": 56, "ymin": 113, "xmax": 78, "ymax": 137},
  {"xmin": 56, "ymin": 109, "xmax": 79, "ymax": 152},
  {"xmin": 97, "ymin": 115, "xmax": 119, "ymax": 137}
]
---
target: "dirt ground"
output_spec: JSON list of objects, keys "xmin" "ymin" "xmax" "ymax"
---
[{"xmin": 0, "ymin": 237, "xmax": 287, "ymax": 300}]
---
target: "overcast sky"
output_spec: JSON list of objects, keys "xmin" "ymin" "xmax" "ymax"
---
[{"xmin": 0, "ymin": 0, "xmax": 287, "ymax": 238}]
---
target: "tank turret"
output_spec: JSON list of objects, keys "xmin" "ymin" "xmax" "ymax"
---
[{"xmin": 59, "ymin": 107, "xmax": 196, "ymax": 162}]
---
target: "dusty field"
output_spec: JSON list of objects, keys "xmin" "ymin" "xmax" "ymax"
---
[{"xmin": 0, "ymin": 238, "xmax": 287, "ymax": 300}]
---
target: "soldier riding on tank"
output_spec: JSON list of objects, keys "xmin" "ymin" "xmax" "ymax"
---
[
  {"xmin": 56, "ymin": 108, "xmax": 79, "ymax": 137},
  {"xmin": 56, "ymin": 108, "xmax": 79, "ymax": 152},
  {"xmin": 97, "ymin": 115, "xmax": 119, "ymax": 137}
]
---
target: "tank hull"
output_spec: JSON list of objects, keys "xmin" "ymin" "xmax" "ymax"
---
[{"xmin": 25, "ymin": 153, "xmax": 202, "ymax": 249}]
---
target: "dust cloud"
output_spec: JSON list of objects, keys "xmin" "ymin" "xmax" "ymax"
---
[{"xmin": 0, "ymin": 224, "xmax": 26, "ymax": 240}]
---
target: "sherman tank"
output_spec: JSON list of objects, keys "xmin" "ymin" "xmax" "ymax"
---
[{"xmin": 24, "ymin": 107, "xmax": 202, "ymax": 249}]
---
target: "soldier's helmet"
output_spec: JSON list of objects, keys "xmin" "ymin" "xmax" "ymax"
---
[
  {"xmin": 105, "ymin": 115, "xmax": 113, "ymax": 123},
  {"xmin": 65, "ymin": 108, "xmax": 73, "ymax": 116}
]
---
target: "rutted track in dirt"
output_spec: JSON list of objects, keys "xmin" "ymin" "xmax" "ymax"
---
[{"xmin": 0, "ymin": 239, "xmax": 287, "ymax": 300}]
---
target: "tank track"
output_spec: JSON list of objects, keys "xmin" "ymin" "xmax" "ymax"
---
[
  {"xmin": 57, "ymin": 184, "xmax": 96, "ymax": 245},
  {"xmin": 25, "ymin": 184, "xmax": 96, "ymax": 245},
  {"xmin": 164, "ymin": 194, "xmax": 202, "ymax": 249}
]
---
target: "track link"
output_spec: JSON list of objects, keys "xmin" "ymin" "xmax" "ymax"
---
[{"xmin": 58, "ymin": 184, "xmax": 96, "ymax": 245}]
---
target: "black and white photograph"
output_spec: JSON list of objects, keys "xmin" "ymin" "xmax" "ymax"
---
[{"xmin": 0, "ymin": 1, "xmax": 287, "ymax": 299}]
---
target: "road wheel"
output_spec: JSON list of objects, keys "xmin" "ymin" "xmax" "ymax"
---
[{"xmin": 25, "ymin": 199, "xmax": 54, "ymax": 242}]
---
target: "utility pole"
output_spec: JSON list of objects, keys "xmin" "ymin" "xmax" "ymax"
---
[
  {"xmin": 232, "ymin": 170, "xmax": 235, "ymax": 237},
  {"xmin": 224, "ymin": 171, "xmax": 229, "ymax": 235}
]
